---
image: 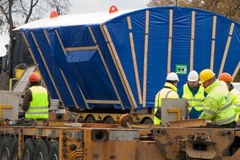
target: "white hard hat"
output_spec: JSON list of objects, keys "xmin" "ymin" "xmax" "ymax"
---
[
  {"xmin": 166, "ymin": 72, "xmax": 179, "ymax": 81},
  {"xmin": 188, "ymin": 70, "xmax": 199, "ymax": 81}
]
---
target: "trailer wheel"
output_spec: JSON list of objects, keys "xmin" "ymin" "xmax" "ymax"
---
[
  {"xmin": 9, "ymin": 138, "xmax": 18, "ymax": 160},
  {"xmin": 141, "ymin": 118, "xmax": 153, "ymax": 124},
  {"xmin": 22, "ymin": 139, "xmax": 36, "ymax": 160},
  {"xmin": 103, "ymin": 116, "xmax": 114, "ymax": 124},
  {"xmin": 119, "ymin": 114, "xmax": 133, "ymax": 127},
  {"xmin": 49, "ymin": 142, "xmax": 59, "ymax": 160},
  {"xmin": 34, "ymin": 139, "xmax": 49, "ymax": 160},
  {"xmin": 85, "ymin": 115, "xmax": 95, "ymax": 123},
  {"xmin": 0, "ymin": 137, "xmax": 12, "ymax": 159}
]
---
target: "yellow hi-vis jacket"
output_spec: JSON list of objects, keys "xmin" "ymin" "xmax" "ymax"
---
[
  {"xmin": 229, "ymin": 88, "xmax": 240, "ymax": 122},
  {"xmin": 182, "ymin": 84, "xmax": 205, "ymax": 111},
  {"xmin": 154, "ymin": 82, "xmax": 179, "ymax": 124},
  {"xmin": 25, "ymin": 86, "xmax": 49, "ymax": 119},
  {"xmin": 199, "ymin": 80, "xmax": 236, "ymax": 125}
]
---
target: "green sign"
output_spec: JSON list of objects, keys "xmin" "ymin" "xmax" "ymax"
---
[{"xmin": 176, "ymin": 65, "xmax": 187, "ymax": 74}]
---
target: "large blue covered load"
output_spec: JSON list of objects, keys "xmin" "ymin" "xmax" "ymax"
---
[{"xmin": 19, "ymin": 7, "xmax": 240, "ymax": 111}]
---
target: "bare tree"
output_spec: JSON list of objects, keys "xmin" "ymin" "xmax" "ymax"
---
[
  {"xmin": 0, "ymin": 0, "xmax": 70, "ymax": 34},
  {"xmin": 148, "ymin": 0, "xmax": 240, "ymax": 21}
]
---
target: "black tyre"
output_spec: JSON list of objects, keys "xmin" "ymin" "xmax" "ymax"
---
[
  {"xmin": 141, "ymin": 118, "xmax": 153, "ymax": 124},
  {"xmin": 34, "ymin": 139, "xmax": 49, "ymax": 160},
  {"xmin": 49, "ymin": 142, "xmax": 59, "ymax": 160},
  {"xmin": 85, "ymin": 115, "xmax": 95, "ymax": 123},
  {"xmin": 22, "ymin": 139, "xmax": 36, "ymax": 160},
  {"xmin": 103, "ymin": 116, "xmax": 114, "ymax": 124},
  {"xmin": 0, "ymin": 137, "xmax": 13, "ymax": 160},
  {"xmin": 9, "ymin": 137, "xmax": 18, "ymax": 160}
]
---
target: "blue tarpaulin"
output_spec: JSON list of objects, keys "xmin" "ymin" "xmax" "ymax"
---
[{"xmin": 20, "ymin": 7, "xmax": 240, "ymax": 111}]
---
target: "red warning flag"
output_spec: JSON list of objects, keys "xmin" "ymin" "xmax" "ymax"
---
[
  {"xmin": 50, "ymin": 10, "xmax": 58, "ymax": 18},
  {"xmin": 109, "ymin": 5, "xmax": 119, "ymax": 14}
]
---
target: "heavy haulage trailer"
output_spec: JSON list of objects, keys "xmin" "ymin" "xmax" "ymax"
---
[
  {"xmin": 0, "ymin": 6, "xmax": 240, "ymax": 159},
  {"xmin": 0, "ymin": 115, "xmax": 240, "ymax": 160}
]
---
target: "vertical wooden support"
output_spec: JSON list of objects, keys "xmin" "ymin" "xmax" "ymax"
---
[
  {"xmin": 127, "ymin": 16, "xmax": 143, "ymax": 105},
  {"xmin": 219, "ymin": 23, "xmax": 235, "ymax": 75},
  {"xmin": 190, "ymin": 11, "xmax": 195, "ymax": 71},
  {"xmin": 22, "ymin": 33, "xmax": 37, "ymax": 64},
  {"xmin": 102, "ymin": 25, "xmax": 137, "ymax": 109},
  {"xmin": 143, "ymin": 10, "xmax": 149, "ymax": 107},
  {"xmin": 30, "ymin": 31, "xmax": 67, "ymax": 108},
  {"xmin": 41, "ymin": 30, "xmax": 65, "ymax": 107},
  {"xmin": 22, "ymin": 32, "xmax": 50, "ymax": 97},
  {"xmin": 54, "ymin": 30, "xmax": 81, "ymax": 109},
  {"xmin": 167, "ymin": 9, "xmax": 173, "ymax": 74},
  {"xmin": 232, "ymin": 62, "xmax": 240, "ymax": 80},
  {"xmin": 210, "ymin": 16, "xmax": 217, "ymax": 70},
  {"xmin": 88, "ymin": 26, "xmax": 124, "ymax": 110}
]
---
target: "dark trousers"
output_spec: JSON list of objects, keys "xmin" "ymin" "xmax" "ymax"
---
[{"xmin": 219, "ymin": 121, "xmax": 236, "ymax": 128}]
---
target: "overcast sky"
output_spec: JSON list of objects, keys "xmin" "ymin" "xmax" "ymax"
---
[{"xmin": 0, "ymin": 0, "xmax": 149, "ymax": 56}]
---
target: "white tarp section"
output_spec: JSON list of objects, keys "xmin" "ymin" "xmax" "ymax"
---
[{"xmin": 16, "ymin": 9, "xmax": 136, "ymax": 29}]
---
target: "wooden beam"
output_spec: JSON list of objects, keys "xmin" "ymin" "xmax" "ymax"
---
[
  {"xmin": 143, "ymin": 10, "xmax": 149, "ymax": 107},
  {"xmin": 167, "ymin": 9, "xmax": 173, "ymax": 74},
  {"xmin": 88, "ymin": 26, "xmax": 124, "ymax": 110},
  {"xmin": 190, "ymin": 11, "xmax": 195, "ymax": 71},
  {"xmin": 219, "ymin": 23, "xmax": 235, "ymax": 75},
  {"xmin": 127, "ymin": 16, "xmax": 143, "ymax": 105},
  {"xmin": 102, "ymin": 25, "xmax": 137, "ymax": 109},
  {"xmin": 210, "ymin": 16, "xmax": 217, "ymax": 70},
  {"xmin": 55, "ymin": 30, "xmax": 81, "ymax": 109}
]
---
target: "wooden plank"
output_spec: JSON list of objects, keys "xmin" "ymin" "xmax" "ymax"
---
[
  {"xmin": 210, "ymin": 16, "xmax": 217, "ymax": 70},
  {"xmin": 102, "ymin": 25, "xmax": 137, "ymax": 109},
  {"xmin": 22, "ymin": 33, "xmax": 37, "ymax": 64},
  {"xmin": 143, "ymin": 10, "xmax": 149, "ymax": 107},
  {"xmin": 42, "ymin": 30, "xmax": 65, "ymax": 107},
  {"xmin": 127, "ymin": 16, "xmax": 143, "ymax": 105},
  {"xmin": 65, "ymin": 46, "xmax": 98, "ymax": 52},
  {"xmin": 88, "ymin": 26, "xmax": 124, "ymax": 109},
  {"xmin": 232, "ymin": 62, "xmax": 240, "ymax": 80},
  {"xmin": 190, "ymin": 11, "xmax": 195, "ymax": 71},
  {"xmin": 31, "ymin": 31, "xmax": 65, "ymax": 107},
  {"xmin": 85, "ymin": 100, "xmax": 121, "ymax": 104},
  {"xmin": 219, "ymin": 23, "xmax": 235, "ymax": 75},
  {"xmin": 167, "ymin": 9, "xmax": 173, "ymax": 73},
  {"xmin": 55, "ymin": 30, "xmax": 81, "ymax": 109}
]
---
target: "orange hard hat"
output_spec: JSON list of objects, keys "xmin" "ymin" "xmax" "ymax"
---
[
  {"xmin": 218, "ymin": 72, "xmax": 232, "ymax": 82},
  {"xmin": 29, "ymin": 72, "xmax": 40, "ymax": 82}
]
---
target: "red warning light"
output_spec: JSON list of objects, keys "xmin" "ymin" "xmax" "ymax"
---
[
  {"xmin": 109, "ymin": 5, "xmax": 118, "ymax": 14},
  {"xmin": 50, "ymin": 11, "xmax": 58, "ymax": 18}
]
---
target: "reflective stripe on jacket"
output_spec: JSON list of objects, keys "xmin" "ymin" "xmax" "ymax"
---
[
  {"xmin": 25, "ymin": 86, "xmax": 49, "ymax": 119},
  {"xmin": 182, "ymin": 84, "xmax": 205, "ymax": 111},
  {"xmin": 199, "ymin": 80, "xmax": 236, "ymax": 125},
  {"xmin": 230, "ymin": 88, "xmax": 240, "ymax": 122},
  {"xmin": 154, "ymin": 82, "xmax": 179, "ymax": 124}
]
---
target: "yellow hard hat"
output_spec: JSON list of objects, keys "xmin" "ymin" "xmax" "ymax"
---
[{"xmin": 199, "ymin": 69, "xmax": 215, "ymax": 83}]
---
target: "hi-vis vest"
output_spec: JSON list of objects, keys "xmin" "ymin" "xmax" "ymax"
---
[
  {"xmin": 154, "ymin": 82, "xmax": 178, "ymax": 124},
  {"xmin": 230, "ymin": 88, "xmax": 240, "ymax": 122},
  {"xmin": 25, "ymin": 86, "xmax": 49, "ymax": 119},
  {"xmin": 200, "ymin": 81, "xmax": 236, "ymax": 125},
  {"xmin": 182, "ymin": 84, "xmax": 205, "ymax": 111}
]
